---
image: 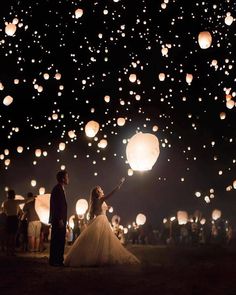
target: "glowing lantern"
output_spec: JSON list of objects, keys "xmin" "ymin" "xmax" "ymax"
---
[
  {"xmin": 0, "ymin": 83, "xmax": 4, "ymax": 90},
  {"xmin": 52, "ymin": 113, "xmax": 58, "ymax": 120},
  {"xmin": 220, "ymin": 112, "xmax": 226, "ymax": 120},
  {"xmin": 117, "ymin": 117, "xmax": 126, "ymax": 126},
  {"xmin": 4, "ymin": 149, "xmax": 9, "ymax": 156},
  {"xmin": 126, "ymin": 133, "xmax": 160, "ymax": 171},
  {"xmin": 69, "ymin": 215, "xmax": 75, "ymax": 229},
  {"xmin": 186, "ymin": 74, "xmax": 193, "ymax": 85},
  {"xmin": 31, "ymin": 180, "xmax": 37, "ymax": 187},
  {"xmin": 129, "ymin": 74, "xmax": 137, "ymax": 83},
  {"xmin": 225, "ymin": 13, "xmax": 234, "ymax": 26},
  {"xmin": 200, "ymin": 218, "xmax": 206, "ymax": 225},
  {"xmin": 17, "ymin": 146, "xmax": 23, "ymax": 153},
  {"xmin": 4, "ymin": 159, "xmax": 10, "ymax": 166},
  {"xmin": 177, "ymin": 211, "xmax": 188, "ymax": 225},
  {"xmin": 39, "ymin": 187, "xmax": 45, "ymax": 195},
  {"xmin": 75, "ymin": 8, "xmax": 84, "ymax": 18},
  {"xmin": 104, "ymin": 95, "xmax": 110, "ymax": 103},
  {"xmin": 43, "ymin": 73, "xmax": 50, "ymax": 80},
  {"xmin": 159, "ymin": 73, "xmax": 165, "ymax": 81},
  {"xmin": 152, "ymin": 125, "xmax": 158, "ymax": 132},
  {"xmin": 212, "ymin": 209, "xmax": 222, "ymax": 221},
  {"xmin": 54, "ymin": 73, "xmax": 61, "ymax": 80},
  {"xmin": 161, "ymin": 47, "xmax": 168, "ymax": 56},
  {"xmin": 136, "ymin": 213, "xmax": 146, "ymax": 225},
  {"xmin": 14, "ymin": 79, "xmax": 19, "ymax": 84},
  {"xmin": 76, "ymin": 199, "xmax": 88, "ymax": 215},
  {"xmin": 35, "ymin": 149, "xmax": 42, "ymax": 157},
  {"xmin": 233, "ymin": 180, "xmax": 236, "ymax": 189},
  {"xmin": 108, "ymin": 207, "xmax": 113, "ymax": 213},
  {"xmin": 195, "ymin": 192, "xmax": 201, "ymax": 198},
  {"xmin": 35, "ymin": 194, "xmax": 50, "ymax": 224},
  {"xmin": 211, "ymin": 60, "xmax": 218, "ymax": 67},
  {"xmin": 128, "ymin": 168, "xmax": 133, "ymax": 176},
  {"xmin": 59, "ymin": 142, "xmax": 66, "ymax": 151},
  {"xmin": 85, "ymin": 120, "xmax": 100, "ymax": 138},
  {"xmin": 68, "ymin": 130, "xmax": 76, "ymax": 138},
  {"xmin": 198, "ymin": 31, "xmax": 212, "ymax": 49},
  {"xmin": 98, "ymin": 139, "xmax": 107, "ymax": 149},
  {"xmin": 3, "ymin": 95, "xmax": 13, "ymax": 106},
  {"xmin": 15, "ymin": 195, "xmax": 25, "ymax": 210},
  {"xmin": 5, "ymin": 23, "xmax": 17, "ymax": 36},
  {"xmin": 226, "ymin": 100, "xmax": 234, "ymax": 109}
]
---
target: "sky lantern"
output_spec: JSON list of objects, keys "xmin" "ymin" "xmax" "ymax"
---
[
  {"xmin": 17, "ymin": 146, "xmax": 23, "ymax": 153},
  {"xmin": 136, "ymin": 213, "xmax": 146, "ymax": 225},
  {"xmin": 158, "ymin": 73, "xmax": 165, "ymax": 81},
  {"xmin": 177, "ymin": 211, "xmax": 188, "ymax": 225},
  {"xmin": 15, "ymin": 195, "xmax": 25, "ymax": 210},
  {"xmin": 117, "ymin": 117, "xmax": 126, "ymax": 126},
  {"xmin": 152, "ymin": 125, "xmax": 158, "ymax": 132},
  {"xmin": 128, "ymin": 168, "xmax": 133, "ymax": 176},
  {"xmin": 43, "ymin": 73, "xmax": 50, "ymax": 80},
  {"xmin": 4, "ymin": 159, "xmax": 10, "ymax": 166},
  {"xmin": 220, "ymin": 112, "xmax": 226, "ymax": 120},
  {"xmin": 98, "ymin": 139, "xmax": 108, "ymax": 148},
  {"xmin": 35, "ymin": 194, "xmax": 50, "ymax": 224},
  {"xmin": 226, "ymin": 100, "xmax": 234, "ymax": 109},
  {"xmin": 54, "ymin": 73, "xmax": 61, "ymax": 80},
  {"xmin": 233, "ymin": 180, "xmax": 236, "ymax": 189},
  {"xmin": 5, "ymin": 23, "xmax": 17, "ymax": 36},
  {"xmin": 3, "ymin": 95, "xmax": 13, "ymax": 106},
  {"xmin": 35, "ymin": 149, "xmax": 42, "ymax": 157},
  {"xmin": 39, "ymin": 187, "xmax": 45, "ymax": 195},
  {"xmin": 129, "ymin": 74, "xmax": 137, "ymax": 83},
  {"xmin": 14, "ymin": 79, "xmax": 19, "ymax": 84},
  {"xmin": 0, "ymin": 82, "xmax": 4, "ymax": 90},
  {"xmin": 85, "ymin": 120, "xmax": 100, "ymax": 137},
  {"xmin": 161, "ymin": 47, "xmax": 168, "ymax": 56},
  {"xmin": 200, "ymin": 218, "xmax": 206, "ymax": 225},
  {"xmin": 75, "ymin": 8, "xmax": 84, "ymax": 18},
  {"xmin": 198, "ymin": 31, "xmax": 212, "ymax": 49},
  {"xmin": 212, "ymin": 209, "xmax": 222, "ymax": 220},
  {"xmin": 126, "ymin": 132, "xmax": 160, "ymax": 171},
  {"xmin": 69, "ymin": 215, "xmax": 75, "ymax": 229},
  {"xmin": 68, "ymin": 130, "xmax": 76, "ymax": 138},
  {"xmin": 186, "ymin": 73, "xmax": 193, "ymax": 85},
  {"xmin": 76, "ymin": 198, "xmax": 88, "ymax": 215},
  {"xmin": 225, "ymin": 13, "xmax": 234, "ymax": 26},
  {"xmin": 59, "ymin": 142, "xmax": 66, "ymax": 151},
  {"xmin": 104, "ymin": 95, "xmax": 110, "ymax": 103},
  {"xmin": 31, "ymin": 180, "xmax": 37, "ymax": 187}
]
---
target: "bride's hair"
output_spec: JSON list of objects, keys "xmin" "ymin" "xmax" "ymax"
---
[{"xmin": 88, "ymin": 186, "xmax": 99, "ymax": 220}]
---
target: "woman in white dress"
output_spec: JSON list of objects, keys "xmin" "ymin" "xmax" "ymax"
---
[{"xmin": 64, "ymin": 178, "xmax": 140, "ymax": 267}]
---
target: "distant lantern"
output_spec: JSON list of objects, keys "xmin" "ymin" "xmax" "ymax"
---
[
  {"xmin": 35, "ymin": 149, "xmax": 42, "ymax": 157},
  {"xmin": 136, "ymin": 213, "xmax": 146, "ymax": 226},
  {"xmin": 161, "ymin": 47, "xmax": 168, "ymax": 56},
  {"xmin": 52, "ymin": 113, "xmax": 58, "ymax": 120},
  {"xmin": 233, "ymin": 180, "xmax": 236, "ymax": 189},
  {"xmin": 43, "ymin": 73, "xmax": 50, "ymax": 80},
  {"xmin": 17, "ymin": 146, "xmax": 23, "ymax": 153},
  {"xmin": 220, "ymin": 112, "xmax": 226, "ymax": 120},
  {"xmin": 98, "ymin": 139, "xmax": 107, "ymax": 149},
  {"xmin": 3, "ymin": 95, "xmax": 13, "ymax": 106},
  {"xmin": 5, "ymin": 23, "xmax": 17, "ymax": 36},
  {"xmin": 117, "ymin": 117, "xmax": 126, "ymax": 126},
  {"xmin": 128, "ymin": 168, "xmax": 133, "ymax": 176},
  {"xmin": 75, "ymin": 8, "xmax": 84, "ymax": 18},
  {"xmin": 186, "ymin": 73, "xmax": 193, "ymax": 85},
  {"xmin": 31, "ymin": 180, "xmax": 37, "ymax": 187},
  {"xmin": 225, "ymin": 13, "xmax": 234, "ymax": 26},
  {"xmin": 158, "ymin": 73, "xmax": 165, "ymax": 81},
  {"xmin": 4, "ymin": 159, "xmax": 10, "ymax": 166},
  {"xmin": 68, "ymin": 130, "xmax": 76, "ymax": 138},
  {"xmin": 59, "ymin": 142, "xmax": 66, "ymax": 151},
  {"xmin": 212, "ymin": 209, "xmax": 222, "ymax": 221},
  {"xmin": 198, "ymin": 31, "xmax": 212, "ymax": 49},
  {"xmin": 76, "ymin": 199, "xmax": 88, "ymax": 215},
  {"xmin": 108, "ymin": 206, "xmax": 113, "ymax": 213},
  {"xmin": 226, "ymin": 100, "xmax": 234, "ymax": 109},
  {"xmin": 15, "ymin": 195, "xmax": 25, "ymax": 210},
  {"xmin": 104, "ymin": 95, "xmax": 110, "ymax": 103},
  {"xmin": 195, "ymin": 191, "xmax": 201, "ymax": 198},
  {"xmin": 177, "ymin": 211, "xmax": 188, "ymax": 225},
  {"xmin": 35, "ymin": 194, "xmax": 51, "ymax": 224},
  {"xmin": 129, "ymin": 74, "xmax": 137, "ymax": 83},
  {"xmin": 152, "ymin": 125, "xmax": 158, "ymax": 132},
  {"xmin": 69, "ymin": 215, "xmax": 75, "ymax": 229},
  {"xmin": 200, "ymin": 218, "xmax": 206, "ymax": 225},
  {"xmin": 211, "ymin": 59, "xmax": 218, "ymax": 67},
  {"xmin": 126, "ymin": 133, "xmax": 160, "ymax": 171},
  {"xmin": 4, "ymin": 149, "xmax": 9, "ymax": 156},
  {"xmin": 54, "ymin": 73, "xmax": 61, "ymax": 80},
  {"xmin": 14, "ymin": 79, "xmax": 19, "ymax": 84},
  {"xmin": 39, "ymin": 187, "xmax": 45, "ymax": 195},
  {"xmin": 85, "ymin": 120, "xmax": 100, "ymax": 138}
]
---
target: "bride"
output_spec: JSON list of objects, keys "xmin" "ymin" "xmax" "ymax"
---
[{"xmin": 64, "ymin": 178, "xmax": 140, "ymax": 267}]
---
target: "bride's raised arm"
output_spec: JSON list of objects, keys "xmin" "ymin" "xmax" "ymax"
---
[{"xmin": 102, "ymin": 177, "xmax": 125, "ymax": 201}]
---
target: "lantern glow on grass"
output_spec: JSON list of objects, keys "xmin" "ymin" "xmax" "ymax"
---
[
  {"xmin": 126, "ymin": 133, "xmax": 160, "ymax": 171},
  {"xmin": 35, "ymin": 194, "xmax": 50, "ymax": 225}
]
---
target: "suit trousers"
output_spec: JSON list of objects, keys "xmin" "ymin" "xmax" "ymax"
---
[{"xmin": 49, "ymin": 224, "xmax": 66, "ymax": 265}]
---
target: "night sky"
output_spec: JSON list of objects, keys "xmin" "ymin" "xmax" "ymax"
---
[{"xmin": 0, "ymin": 0, "xmax": 236, "ymax": 227}]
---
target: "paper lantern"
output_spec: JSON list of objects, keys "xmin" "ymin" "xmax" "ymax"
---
[
  {"xmin": 59, "ymin": 142, "xmax": 66, "ymax": 151},
  {"xmin": 233, "ymin": 180, "xmax": 236, "ymax": 189},
  {"xmin": 14, "ymin": 79, "xmax": 19, "ymax": 84},
  {"xmin": 5, "ymin": 23, "xmax": 17, "ymax": 36},
  {"xmin": 186, "ymin": 73, "xmax": 193, "ymax": 85},
  {"xmin": 69, "ymin": 215, "xmax": 75, "ymax": 229},
  {"xmin": 17, "ymin": 146, "xmax": 23, "ymax": 153},
  {"xmin": 177, "ymin": 211, "xmax": 188, "ymax": 225},
  {"xmin": 85, "ymin": 120, "xmax": 100, "ymax": 137},
  {"xmin": 3, "ymin": 95, "xmax": 13, "ymax": 106},
  {"xmin": 161, "ymin": 47, "xmax": 168, "ymax": 56},
  {"xmin": 158, "ymin": 73, "xmax": 165, "ymax": 81},
  {"xmin": 226, "ymin": 100, "xmax": 234, "ymax": 109},
  {"xmin": 225, "ymin": 13, "xmax": 234, "ymax": 26},
  {"xmin": 117, "ymin": 117, "xmax": 126, "ymax": 126},
  {"xmin": 212, "ymin": 209, "xmax": 222, "ymax": 221},
  {"xmin": 35, "ymin": 149, "xmax": 42, "ymax": 157},
  {"xmin": 200, "ymin": 218, "xmax": 206, "ymax": 225},
  {"xmin": 128, "ymin": 168, "xmax": 133, "ymax": 176},
  {"xmin": 76, "ymin": 199, "xmax": 88, "ymax": 215},
  {"xmin": 211, "ymin": 59, "xmax": 218, "ymax": 67},
  {"xmin": 126, "ymin": 132, "xmax": 160, "ymax": 171},
  {"xmin": 136, "ymin": 213, "xmax": 146, "ymax": 225},
  {"xmin": 43, "ymin": 73, "xmax": 50, "ymax": 80},
  {"xmin": 39, "ymin": 187, "xmax": 45, "ymax": 195},
  {"xmin": 35, "ymin": 194, "xmax": 50, "ymax": 224},
  {"xmin": 129, "ymin": 74, "xmax": 137, "ymax": 83},
  {"xmin": 220, "ymin": 112, "xmax": 226, "ymax": 120},
  {"xmin": 4, "ymin": 149, "xmax": 9, "ymax": 156},
  {"xmin": 152, "ymin": 125, "xmax": 158, "ymax": 132},
  {"xmin": 108, "ymin": 206, "xmax": 113, "ymax": 213},
  {"xmin": 54, "ymin": 73, "xmax": 61, "ymax": 80},
  {"xmin": 4, "ymin": 159, "xmax": 10, "ymax": 166},
  {"xmin": 198, "ymin": 31, "xmax": 212, "ymax": 49},
  {"xmin": 75, "ymin": 8, "xmax": 83, "ymax": 18},
  {"xmin": 31, "ymin": 180, "xmax": 37, "ymax": 187},
  {"xmin": 68, "ymin": 130, "xmax": 76, "ymax": 138},
  {"xmin": 98, "ymin": 139, "xmax": 107, "ymax": 148},
  {"xmin": 104, "ymin": 95, "xmax": 110, "ymax": 103}
]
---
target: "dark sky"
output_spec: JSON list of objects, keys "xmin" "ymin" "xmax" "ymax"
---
[{"xmin": 0, "ymin": 0, "xmax": 236, "ymax": 227}]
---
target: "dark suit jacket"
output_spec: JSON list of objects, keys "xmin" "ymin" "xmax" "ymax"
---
[{"xmin": 49, "ymin": 183, "xmax": 67, "ymax": 225}]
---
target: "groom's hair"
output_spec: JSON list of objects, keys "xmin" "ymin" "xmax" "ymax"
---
[{"xmin": 56, "ymin": 170, "xmax": 68, "ymax": 183}]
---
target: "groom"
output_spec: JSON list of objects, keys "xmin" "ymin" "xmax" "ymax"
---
[{"xmin": 49, "ymin": 170, "xmax": 69, "ymax": 266}]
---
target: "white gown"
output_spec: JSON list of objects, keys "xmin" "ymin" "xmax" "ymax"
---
[{"xmin": 64, "ymin": 202, "xmax": 140, "ymax": 267}]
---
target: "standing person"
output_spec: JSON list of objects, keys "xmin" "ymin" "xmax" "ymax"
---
[
  {"xmin": 49, "ymin": 170, "xmax": 69, "ymax": 266},
  {"xmin": 23, "ymin": 192, "xmax": 42, "ymax": 252},
  {"xmin": 2, "ymin": 190, "xmax": 34, "ymax": 256},
  {"xmin": 64, "ymin": 178, "xmax": 140, "ymax": 267}
]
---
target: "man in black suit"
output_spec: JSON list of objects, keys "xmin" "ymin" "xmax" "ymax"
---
[{"xmin": 49, "ymin": 170, "xmax": 69, "ymax": 266}]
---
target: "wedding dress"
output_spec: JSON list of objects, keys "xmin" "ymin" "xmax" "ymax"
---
[{"xmin": 64, "ymin": 201, "xmax": 140, "ymax": 267}]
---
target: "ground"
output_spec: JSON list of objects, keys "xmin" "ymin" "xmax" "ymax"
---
[{"xmin": 0, "ymin": 245, "xmax": 236, "ymax": 295}]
